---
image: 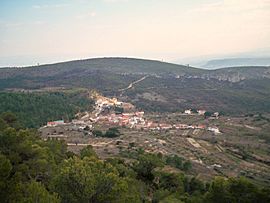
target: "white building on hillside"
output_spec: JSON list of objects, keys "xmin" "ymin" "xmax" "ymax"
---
[
  {"xmin": 198, "ymin": 110, "xmax": 206, "ymax": 115},
  {"xmin": 208, "ymin": 127, "xmax": 221, "ymax": 134},
  {"xmin": 184, "ymin": 109, "xmax": 192, "ymax": 114}
]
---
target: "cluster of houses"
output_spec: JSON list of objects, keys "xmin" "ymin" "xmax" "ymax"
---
[
  {"xmin": 144, "ymin": 122, "xmax": 207, "ymax": 131},
  {"xmin": 94, "ymin": 111, "xmax": 221, "ymax": 133},
  {"xmin": 96, "ymin": 112, "xmax": 145, "ymax": 128},
  {"xmin": 46, "ymin": 115, "xmax": 221, "ymax": 134},
  {"xmin": 93, "ymin": 94, "xmax": 135, "ymax": 117},
  {"xmin": 45, "ymin": 95, "xmax": 221, "ymax": 134}
]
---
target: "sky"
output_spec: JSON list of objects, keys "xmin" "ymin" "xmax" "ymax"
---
[{"xmin": 0, "ymin": 0, "xmax": 270, "ymax": 67}]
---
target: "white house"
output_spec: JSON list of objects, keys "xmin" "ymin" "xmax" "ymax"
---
[
  {"xmin": 184, "ymin": 109, "xmax": 192, "ymax": 114},
  {"xmin": 213, "ymin": 112, "xmax": 219, "ymax": 117},
  {"xmin": 208, "ymin": 127, "xmax": 221, "ymax": 134},
  {"xmin": 198, "ymin": 110, "xmax": 206, "ymax": 115}
]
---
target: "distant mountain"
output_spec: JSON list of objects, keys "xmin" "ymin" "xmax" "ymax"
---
[
  {"xmin": 204, "ymin": 58, "xmax": 270, "ymax": 69},
  {"xmin": 0, "ymin": 57, "xmax": 270, "ymax": 114}
]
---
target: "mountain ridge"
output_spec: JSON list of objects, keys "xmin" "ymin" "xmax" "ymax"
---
[
  {"xmin": 1, "ymin": 57, "xmax": 269, "ymax": 79},
  {"xmin": 0, "ymin": 57, "xmax": 270, "ymax": 114}
]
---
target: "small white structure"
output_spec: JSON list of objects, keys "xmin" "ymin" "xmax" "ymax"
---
[
  {"xmin": 184, "ymin": 109, "xmax": 192, "ymax": 114},
  {"xmin": 213, "ymin": 112, "xmax": 219, "ymax": 117},
  {"xmin": 116, "ymin": 101, "xmax": 123, "ymax": 106},
  {"xmin": 198, "ymin": 110, "xmax": 206, "ymax": 115},
  {"xmin": 208, "ymin": 127, "xmax": 221, "ymax": 134},
  {"xmin": 211, "ymin": 164, "xmax": 222, "ymax": 168}
]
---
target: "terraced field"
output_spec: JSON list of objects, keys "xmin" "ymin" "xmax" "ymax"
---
[{"xmin": 39, "ymin": 113, "xmax": 270, "ymax": 186}]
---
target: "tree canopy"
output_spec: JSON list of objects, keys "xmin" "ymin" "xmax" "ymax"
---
[
  {"xmin": 0, "ymin": 92, "xmax": 93, "ymax": 128},
  {"xmin": 0, "ymin": 113, "xmax": 269, "ymax": 203}
]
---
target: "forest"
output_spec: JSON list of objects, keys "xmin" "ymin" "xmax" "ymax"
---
[
  {"xmin": 0, "ymin": 112, "xmax": 269, "ymax": 203},
  {"xmin": 0, "ymin": 91, "xmax": 93, "ymax": 128}
]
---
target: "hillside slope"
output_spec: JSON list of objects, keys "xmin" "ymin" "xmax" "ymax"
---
[
  {"xmin": 0, "ymin": 58, "xmax": 201, "ymax": 92},
  {"xmin": 0, "ymin": 57, "xmax": 201, "ymax": 78},
  {"xmin": 0, "ymin": 57, "xmax": 270, "ymax": 114}
]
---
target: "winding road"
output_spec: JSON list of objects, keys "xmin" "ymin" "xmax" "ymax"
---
[{"xmin": 119, "ymin": 75, "xmax": 148, "ymax": 92}]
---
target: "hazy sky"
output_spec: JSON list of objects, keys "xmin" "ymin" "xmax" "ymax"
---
[{"xmin": 0, "ymin": 0, "xmax": 270, "ymax": 66}]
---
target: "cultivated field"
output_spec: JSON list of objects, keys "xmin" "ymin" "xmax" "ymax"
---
[{"xmin": 39, "ymin": 113, "xmax": 270, "ymax": 186}]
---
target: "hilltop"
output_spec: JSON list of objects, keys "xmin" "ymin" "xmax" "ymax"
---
[{"xmin": 0, "ymin": 57, "xmax": 200, "ymax": 77}]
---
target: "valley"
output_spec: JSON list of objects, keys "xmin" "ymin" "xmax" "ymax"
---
[
  {"xmin": 2, "ymin": 1, "xmax": 270, "ymax": 201},
  {"xmin": 1, "ymin": 58, "xmax": 270, "ymax": 201},
  {"xmin": 39, "ymin": 91, "xmax": 270, "ymax": 186}
]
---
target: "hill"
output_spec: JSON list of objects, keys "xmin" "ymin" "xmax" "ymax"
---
[
  {"xmin": 0, "ymin": 57, "xmax": 270, "ymax": 115},
  {"xmin": 0, "ymin": 57, "xmax": 201, "ymax": 77},
  {"xmin": 0, "ymin": 58, "xmax": 201, "ymax": 92}
]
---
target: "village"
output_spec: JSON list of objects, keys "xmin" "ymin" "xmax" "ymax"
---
[
  {"xmin": 39, "ymin": 93, "xmax": 270, "ymax": 185},
  {"xmin": 45, "ymin": 92, "xmax": 221, "ymax": 134}
]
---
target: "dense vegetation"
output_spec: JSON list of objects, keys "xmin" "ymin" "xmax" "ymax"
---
[
  {"xmin": 0, "ymin": 91, "xmax": 93, "ymax": 128},
  {"xmin": 125, "ymin": 76, "xmax": 270, "ymax": 114},
  {"xmin": 0, "ymin": 113, "xmax": 269, "ymax": 202},
  {"xmin": 93, "ymin": 127, "xmax": 121, "ymax": 138},
  {"xmin": 165, "ymin": 155, "xmax": 192, "ymax": 172}
]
